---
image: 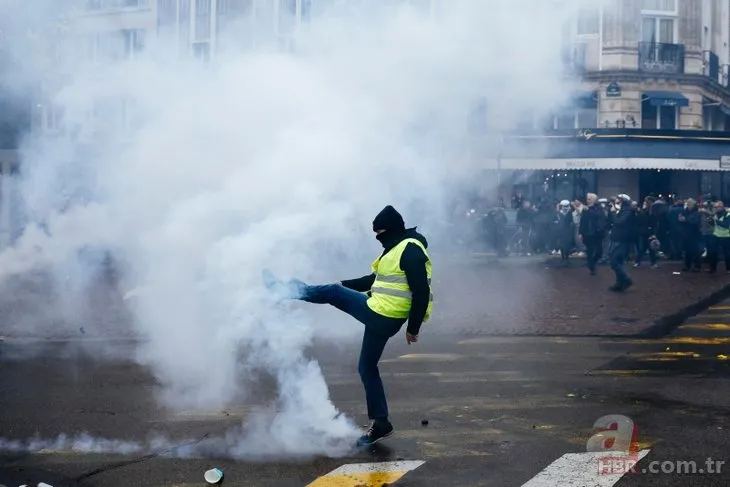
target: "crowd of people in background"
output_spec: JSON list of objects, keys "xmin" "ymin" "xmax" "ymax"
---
[{"xmin": 455, "ymin": 191, "xmax": 730, "ymax": 292}]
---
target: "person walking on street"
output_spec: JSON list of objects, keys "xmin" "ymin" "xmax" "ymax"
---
[
  {"xmin": 556, "ymin": 200, "xmax": 575, "ymax": 266},
  {"xmin": 262, "ymin": 205, "xmax": 433, "ymax": 447},
  {"xmin": 679, "ymin": 198, "xmax": 702, "ymax": 272},
  {"xmin": 608, "ymin": 194, "xmax": 635, "ymax": 292},
  {"xmin": 633, "ymin": 197, "xmax": 658, "ymax": 268},
  {"xmin": 578, "ymin": 193, "xmax": 606, "ymax": 275},
  {"xmin": 709, "ymin": 200, "xmax": 730, "ymax": 274}
]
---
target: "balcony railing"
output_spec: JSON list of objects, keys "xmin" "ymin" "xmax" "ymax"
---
[
  {"xmin": 704, "ymin": 50, "xmax": 720, "ymax": 83},
  {"xmin": 638, "ymin": 41, "xmax": 685, "ymax": 74}
]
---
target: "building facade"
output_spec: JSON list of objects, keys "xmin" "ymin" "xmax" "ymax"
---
[{"xmin": 470, "ymin": 0, "xmax": 730, "ymax": 206}]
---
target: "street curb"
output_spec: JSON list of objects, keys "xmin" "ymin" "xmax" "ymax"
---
[{"xmin": 635, "ymin": 282, "xmax": 730, "ymax": 339}]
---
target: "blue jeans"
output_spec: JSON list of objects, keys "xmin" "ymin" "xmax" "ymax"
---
[
  {"xmin": 293, "ymin": 281, "xmax": 405, "ymax": 421},
  {"xmin": 609, "ymin": 242, "xmax": 631, "ymax": 284}
]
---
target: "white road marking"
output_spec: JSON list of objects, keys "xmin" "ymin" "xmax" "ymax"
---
[
  {"xmin": 521, "ymin": 450, "xmax": 650, "ymax": 487},
  {"xmin": 324, "ymin": 460, "xmax": 425, "ymax": 476}
]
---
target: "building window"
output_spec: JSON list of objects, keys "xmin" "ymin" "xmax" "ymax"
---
[
  {"xmin": 641, "ymin": 99, "xmax": 677, "ymax": 129},
  {"xmin": 301, "ymin": 0, "xmax": 313, "ymax": 21},
  {"xmin": 576, "ymin": 7, "xmax": 599, "ymax": 36},
  {"xmin": 217, "ymin": 0, "xmax": 253, "ymax": 27},
  {"xmin": 193, "ymin": 41, "xmax": 210, "ymax": 64},
  {"xmin": 556, "ymin": 111, "xmax": 574, "ymax": 129},
  {"xmin": 702, "ymin": 102, "xmax": 726, "ymax": 131},
  {"xmin": 195, "ymin": 0, "xmax": 212, "ymax": 41},
  {"xmin": 701, "ymin": 172, "xmax": 722, "ymax": 199},
  {"xmin": 641, "ymin": 16, "xmax": 675, "ymax": 43},
  {"xmin": 123, "ymin": 29, "xmax": 145, "ymax": 60},
  {"xmin": 576, "ymin": 108, "xmax": 597, "ymax": 128},
  {"xmin": 277, "ymin": 0, "xmax": 298, "ymax": 35},
  {"xmin": 642, "ymin": 0, "xmax": 676, "ymax": 12},
  {"xmin": 548, "ymin": 108, "xmax": 597, "ymax": 129},
  {"xmin": 158, "ymin": 0, "xmax": 177, "ymax": 26}
]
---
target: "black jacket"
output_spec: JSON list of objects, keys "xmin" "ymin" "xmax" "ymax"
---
[
  {"xmin": 679, "ymin": 208, "xmax": 702, "ymax": 239},
  {"xmin": 634, "ymin": 209, "xmax": 656, "ymax": 237},
  {"xmin": 610, "ymin": 206, "xmax": 635, "ymax": 242},
  {"xmin": 579, "ymin": 204, "xmax": 606, "ymax": 237},
  {"xmin": 340, "ymin": 228, "xmax": 430, "ymax": 335}
]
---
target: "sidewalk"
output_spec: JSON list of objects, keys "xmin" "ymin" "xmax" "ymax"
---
[{"xmin": 428, "ymin": 255, "xmax": 730, "ymax": 336}]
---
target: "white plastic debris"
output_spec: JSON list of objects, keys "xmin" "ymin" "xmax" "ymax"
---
[
  {"xmin": 672, "ymin": 272, "xmax": 681, "ymax": 275},
  {"xmin": 204, "ymin": 468, "xmax": 224, "ymax": 484},
  {"xmin": 38, "ymin": 483, "xmax": 54, "ymax": 487}
]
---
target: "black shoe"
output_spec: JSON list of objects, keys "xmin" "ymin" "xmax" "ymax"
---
[
  {"xmin": 608, "ymin": 283, "xmax": 623, "ymax": 292},
  {"xmin": 589, "ymin": 269, "xmax": 596, "ymax": 276},
  {"xmin": 356, "ymin": 420, "xmax": 394, "ymax": 447},
  {"xmin": 622, "ymin": 279, "xmax": 633, "ymax": 290}
]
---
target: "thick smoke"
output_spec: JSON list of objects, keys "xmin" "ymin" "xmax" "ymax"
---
[{"xmin": 0, "ymin": 0, "xmax": 591, "ymax": 457}]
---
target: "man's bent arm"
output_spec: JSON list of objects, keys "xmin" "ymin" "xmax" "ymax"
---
[
  {"xmin": 340, "ymin": 274, "xmax": 375, "ymax": 292},
  {"xmin": 401, "ymin": 243, "xmax": 429, "ymax": 336}
]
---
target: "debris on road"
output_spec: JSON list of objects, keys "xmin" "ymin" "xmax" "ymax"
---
[
  {"xmin": 205, "ymin": 468, "xmax": 224, "ymax": 484},
  {"xmin": 421, "ymin": 419, "xmax": 429, "ymax": 426}
]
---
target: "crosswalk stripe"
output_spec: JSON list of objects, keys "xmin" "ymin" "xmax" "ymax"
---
[
  {"xmin": 520, "ymin": 450, "xmax": 650, "ymax": 486},
  {"xmin": 306, "ymin": 460, "xmax": 425, "ymax": 487}
]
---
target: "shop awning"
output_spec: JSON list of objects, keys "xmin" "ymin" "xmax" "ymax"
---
[
  {"xmin": 573, "ymin": 91, "xmax": 598, "ymax": 109},
  {"xmin": 642, "ymin": 91, "xmax": 689, "ymax": 107},
  {"xmin": 481, "ymin": 157, "xmax": 726, "ymax": 171}
]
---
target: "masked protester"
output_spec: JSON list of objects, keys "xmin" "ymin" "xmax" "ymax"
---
[
  {"xmin": 579, "ymin": 193, "xmax": 606, "ymax": 275},
  {"xmin": 262, "ymin": 205, "xmax": 433, "ymax": 447},
  {"xmin": 608, "ymin": 194, "xmax": 635, "ymax": 292}
]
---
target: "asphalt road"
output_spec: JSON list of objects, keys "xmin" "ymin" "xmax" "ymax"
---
[{"xmin": 2, "ymin": 300, "xmax": 730, "ymax": 486}]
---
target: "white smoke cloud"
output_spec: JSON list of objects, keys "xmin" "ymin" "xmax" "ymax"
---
[{"xmin": 0, "ymin": 0, "xmax": 592, "ymax": 458}]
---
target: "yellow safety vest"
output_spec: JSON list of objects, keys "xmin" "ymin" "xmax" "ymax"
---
[
  {"xmin": 715, "ymin": 214, "xmax": 730, "ymax": 238},
  {"xmin": 366, "ymin": 238, "xmax": 433, "ymax": 321}
]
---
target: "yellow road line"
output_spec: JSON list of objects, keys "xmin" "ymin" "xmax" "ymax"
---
[
  {"xmin": 708, "ymin": 305, "xmax": 730, "ymax": 310},
  {"xmin": 307, "ymin": 460, "xmax": 425, "ymax": 487},
  {"xmin": 678, "ymin": 323, "xmax": 730, "ymax": 331}
]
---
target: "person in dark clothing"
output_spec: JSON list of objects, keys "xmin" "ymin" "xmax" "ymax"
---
[
  {"xmin": 699, "ymin": 201, "xmax": 715, "ymax": 263},
  {"xmin": 608, "ymin": 194, "xmax": 635, "ymax": 292},
  {"xmin": 668, "ymin": 200, "xmax": 685, "ymax": 260},
  {"xmin": 708, "ymin": 200, "xmax": 730, "ymax": 273},
  {"xmin": 515, "ymin": 200, "xmax": 535, "ymax": 255},
  {"xmin": 486, "ymin": 206, "xmax": 508, "ymax": 257},
  {"xmin": 533, "ymin": 200, "xmax": 556, "ymax": 253},
  {"xmin": 556, "ymin": 200, "xmax": 575, "ymax": 265},
  {"xmin": 633, "ymin": 197, "xmax": 658, "ymax": 268},
  {"xmin": 262, "ymin": 205, "xmax": 432, "ymax": 447},
  {"xmin": 679, "ymin": 198, "xmax": 702, "ymax": 271},
  {"xmin": 650, "ymin": 198, "xmax": 670, "ymax": 257},
  {"xmin": 578, "ymin": 193, "xmax": 606, "ymax": 275}
]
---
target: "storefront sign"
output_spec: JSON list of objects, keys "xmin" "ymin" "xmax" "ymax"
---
[
  {"xmin": 576, "ymin": 129, "xmax": 596, "ymax": 140},
  {"xmin": 606, "ymin": 82, "xmax": 621, "ymax": 97},
  {"xmin": 482, "ymin": 158, "xmax": 725, "ymax": 171},
  {"xmin": 565, "ymin": 160, "xmax": 597, "ymax": 168}
]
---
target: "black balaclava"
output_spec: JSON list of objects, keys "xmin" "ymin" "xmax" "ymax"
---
[{"xmin": 373, "ymin": 205, "xmax": 406, "ymax": 243}]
